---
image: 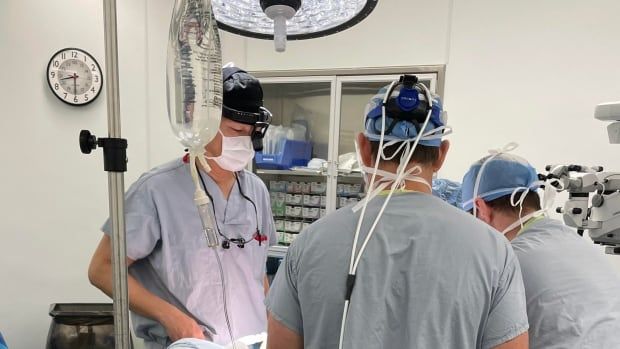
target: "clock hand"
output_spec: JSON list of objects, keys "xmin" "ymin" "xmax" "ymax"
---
[{"xmin": 60, "ymin": 72, "xmax": 79, "ymax": 81}]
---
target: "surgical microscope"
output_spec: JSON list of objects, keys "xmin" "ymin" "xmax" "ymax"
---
[{"xmin": 542, "ymin": 101, "xmax": 620, "ymax": 255}]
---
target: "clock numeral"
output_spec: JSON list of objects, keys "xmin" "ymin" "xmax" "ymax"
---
[
  {"xmin": 94, "ymin": 75, "xmax": 99, "ymax": 83},
  {"xmin": 54, "ymin": 83, "xmax": 59, "ymax": 90},
  {"xmin": 53, "ymin": 60, "xmax": 59, "ymax": 68},
  {"xmin": 61, "ymin": 53, "xmax": 66, "ymax": 59},
  {"xmin": 50, "ymin": 71, "xmax": 55, "ymax": 78},
  {"xmin": 91, "ymin": 64, "xmax": 97, "ymax": 72},
  {"xmin": 91, "ymin": 87, "xmax": 96, "ymax": 93},
  {"xmin": 84, "ymin": 94, "xmax": 89, "ymax": 102},
  {"xmin": 72, "ymin": 51, "xmax": 78, "ymax": 58},
  {"xmin": 63, "ymin": 93, "xmax": 68, "ymax": 99},
  {"xmin": 74, "ymin": 96, "xmax": 79, "ymax": 103}
]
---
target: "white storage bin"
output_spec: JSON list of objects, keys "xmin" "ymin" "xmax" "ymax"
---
[
  {"xmin": 286, "ymin": 194, "xmax": 303, "ymax": 205},
  {"xmin": 286, "ymin": 205, "xmax": 303, "ymax": 218},
  {"xmin": 303, "ymin": 195, "xmax": 322, "ymax": 207},
  {"xmin": 310, "ymin": 182, "xmax": 327, "ymax": 194},
  {"xmin": 275, "ymin": 220, "xmax": 285, "ymax": 231},
  {"xmin": 302, "ymin": 207, "xmax": 320, "ymax": 219}
]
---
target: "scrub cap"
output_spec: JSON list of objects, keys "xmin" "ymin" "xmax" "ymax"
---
[
  {"xmin": 432, "ymin": 178, "xmax": 463, "ymax": 208},
  {"xmin": 461, "ymin": 153, "xmax": 540, "ymax": 212},
  {"xmin": 222, "ymin": 67, "xmax": 263, "ymax": 114},
  {"xmin": 363, "ymin": 84, "xmax": 447, "ymax": 147}
]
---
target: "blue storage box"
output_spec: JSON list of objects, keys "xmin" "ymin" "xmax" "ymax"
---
[{"xmin": 256, "ymin": 139, "xmax": 312, "ymax": 170}]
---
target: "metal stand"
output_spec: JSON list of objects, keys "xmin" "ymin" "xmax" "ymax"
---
[{"xmin": 80, "ymin": 0, "xmax": 131, "ymax": 348}]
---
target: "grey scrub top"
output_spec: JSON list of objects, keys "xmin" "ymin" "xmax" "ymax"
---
[
  {"xmin": 266, "ymin": 192, "xmax": 529, "ymax": 349},
  {"xmin": 102, "ymin": 158, "xmax": 277, "ymax": 347},
  {"xmin": 511, "ymin": 217, "xmax": 620, "ymax": 349}
]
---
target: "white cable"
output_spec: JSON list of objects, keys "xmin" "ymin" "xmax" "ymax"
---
[
  {"xmin": 339, "ymin": 81, "xmax": 395, "ymax": 349},
  {"xmin": 352, "ymin": 87, "xmax": 432, "ymax": 273},
  {"xmin": 337, "ymin": 300, "xmax": 350, "ymax": 349},
  {"xmin": 347, "ymin": 81, "xmax": 396, "ymax": 274},
  {"xmin": 338, "ymin": 82, "xmax": 434, "ymax": 349}
]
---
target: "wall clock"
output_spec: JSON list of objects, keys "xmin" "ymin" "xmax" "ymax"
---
[{"xmin": 47, "ymin": 48, "xmax": 103, "ymax": 106}]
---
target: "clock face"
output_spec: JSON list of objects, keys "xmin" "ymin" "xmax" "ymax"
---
[{"xmin": 47, "ymin": 48, "xmax": 103, "ymax": 106}]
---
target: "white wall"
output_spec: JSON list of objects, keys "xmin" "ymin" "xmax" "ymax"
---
[
  {"xmin": 244, "ymin": 0, "xmax": 452, "ymax": 70},
  {"xmin": 0, "ymin": 1, "xmax": 148, "ymax": 347},
  {"xmin": 442, "ymin": 0, "xmax": 620, "ymax": 180}
]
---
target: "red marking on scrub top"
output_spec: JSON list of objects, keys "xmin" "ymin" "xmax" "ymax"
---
[{"xmin": 254, "ymin": 232, "xmax": 268, "ymax": 245}]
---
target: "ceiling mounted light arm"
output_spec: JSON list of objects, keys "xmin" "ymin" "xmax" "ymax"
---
[
  {"xmin": 261, "ymin": 0, "xmax": 301, "ymax": 52},
  {"xmin": 212, "ymin": 0, "xmax": 378, "ymax": 52}
]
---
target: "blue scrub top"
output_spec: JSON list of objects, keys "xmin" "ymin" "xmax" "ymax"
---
[{"xmin": 102, "ymin": 158, "xmax": 277, "ymax": 347}]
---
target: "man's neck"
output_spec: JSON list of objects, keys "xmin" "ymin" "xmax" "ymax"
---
[
  {"xmin": 502, "ymin": 208, "xmax": 539, "ymax": 241},
  {"xmin": 200, "ymin": 158, "xmax": 236, "ymax": 199},
  {"xmin": 374, "ymin": 162, "xmax": 433, "ymax": 194}
]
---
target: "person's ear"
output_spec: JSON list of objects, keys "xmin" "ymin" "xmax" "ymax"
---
[
  {"xmin": 474, "ymin": 197, "xmax": 493, "ymax": 225},
  {"xmin": 356, "ymin": 133, "xmax": 373, "ymax": 168},
  {"xmin": 432, "ymin": 140, "xmax": 450, "ymax": 172}
]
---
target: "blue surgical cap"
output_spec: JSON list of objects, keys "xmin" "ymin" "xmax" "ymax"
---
[
  {"xmin": 364, "ymin": 85, "xmax": 446, "ymax": 147},
  {"xmin": 0, "ymin": 332, "xmax": 6, "ymax": 349},
  {"xmin": 461, "ymin": 153, "xmax": 540, "ymax": 212},
  {"xmin": 432, "ymin": 178, "xmax": 462, "ymax": 208}
]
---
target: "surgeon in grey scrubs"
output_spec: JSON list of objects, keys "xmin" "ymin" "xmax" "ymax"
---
[
  {"xmin": 88, "ymin": 67, "xmax": 277, "ymax": 348},
  {"xmin": 462, "ymin": 152, "xmax": 620, "ymax": 349},
  {"xmin": 266, "ymin": 79, "xmax": 529, "ymax": 349}
]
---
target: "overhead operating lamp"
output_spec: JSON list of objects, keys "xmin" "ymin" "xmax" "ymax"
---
[{"xmin": 212, "ymin": 0, "xmax": 378, "ymax": 52}]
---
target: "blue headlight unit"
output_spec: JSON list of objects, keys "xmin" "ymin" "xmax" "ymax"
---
[
  {"xmin": 396, "ymin": 85, "xmax": 420, "ymax": 112},
  {"xmin": 364, "ymin": 74, "xmax": 445, "ymax": 147}
]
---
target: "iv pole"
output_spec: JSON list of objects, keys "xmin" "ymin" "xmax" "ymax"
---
[
  {"xmin": 102, "ymin": 0, "xmax": 131, "ymax": 347},
  {"xmin": 80, "ymin": 0, "xmax": 131, "ymax": 347}
]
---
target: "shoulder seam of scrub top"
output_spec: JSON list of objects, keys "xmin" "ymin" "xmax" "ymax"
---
[{"xmin": 130, "ymin": 158, "xmax": 187, "ymax": 193}]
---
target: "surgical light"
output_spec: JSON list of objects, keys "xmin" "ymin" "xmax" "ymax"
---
[{"xmin": 211, "ymin": 0, "xmax": 378, "ymax": 52}]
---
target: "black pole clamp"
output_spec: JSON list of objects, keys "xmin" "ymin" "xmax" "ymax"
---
[{"xmin": 80, "ymin": 130, "xmax": 128, "ymax": 172}]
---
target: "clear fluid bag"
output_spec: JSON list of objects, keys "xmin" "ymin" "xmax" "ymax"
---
[{"xmin": 166, "ymin": 0, "xmax": 222, "ymax": 151}]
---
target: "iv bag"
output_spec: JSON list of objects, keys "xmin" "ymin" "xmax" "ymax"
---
[{"xmin": 166, "ymin": 0, "xmax": 222, "ymax": 150}]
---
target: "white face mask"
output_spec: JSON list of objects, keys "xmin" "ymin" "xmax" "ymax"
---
[{"xmin": 208, "ymin": 130, "xmax": 255, "ymax": 172}]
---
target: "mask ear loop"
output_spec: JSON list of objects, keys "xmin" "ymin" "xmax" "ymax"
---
[
  {"xmin": 500, "ymin": 174, "xmax": 565, "ymax": 235},
  {"xmin": 509, "ymin": 187, "xmax": 530, "ymax": 231}
]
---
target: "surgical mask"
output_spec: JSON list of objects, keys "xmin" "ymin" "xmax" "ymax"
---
[{"xmin": 208, "ymin": 130, "xmax": 255, "ymax": 172}]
